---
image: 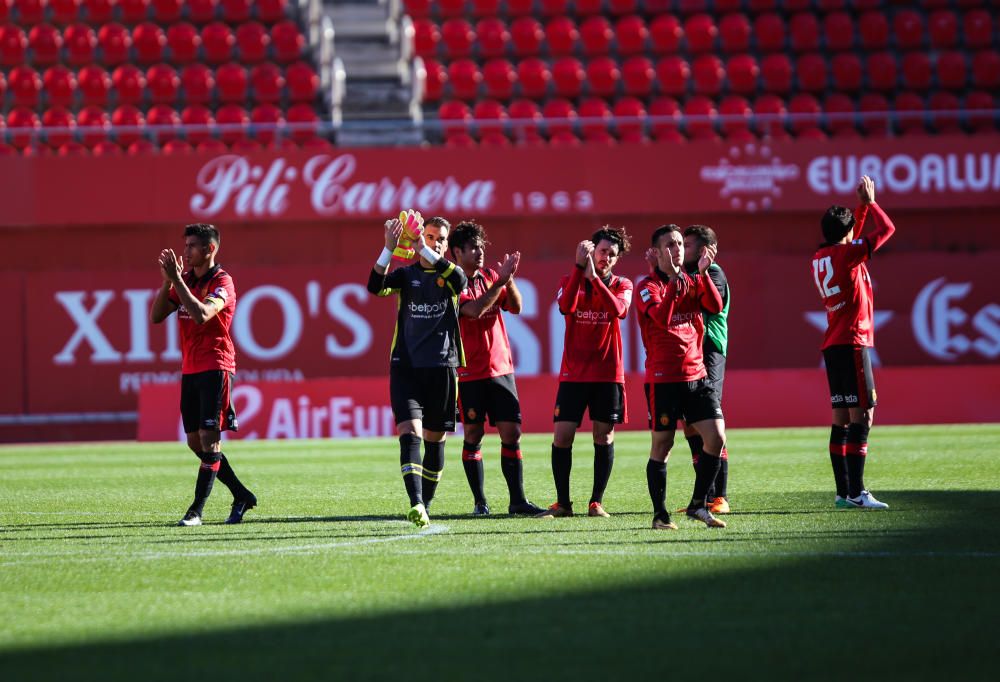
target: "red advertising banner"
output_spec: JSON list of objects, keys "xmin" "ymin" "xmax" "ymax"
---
[
  {"xmin": 136, "ymin": 366, "xmax": 1000, "ymax": 441},
  {"xmin": 1, "ymin": 136, "xmax": 999, "ymax": 227},
  {"xmin": 11, "ymin": 253, "xmax": 999, "ymax": 422},
  {"xmin": 0, "ymin": 273, "xmax": 25, "ymax": 414}
]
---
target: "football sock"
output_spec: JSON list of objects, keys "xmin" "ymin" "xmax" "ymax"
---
[
  {"xmin": 714, "ymin": 447, "xmax": 729, "ymax": 499},
  {"xmin": 846, "ymin": 423, "xmax": 870, "ymax": 499},
  {"xmin": 190, "ymin": 451, "xmax": 222, "ymax": 516},
  {"xmin": 461, "ymin": 440, "xmax": 486, "ymax": 505},
  {"xmin": 829, "ymin": 425, "xmax": 850, "ymax": 498},
  {"xmin": 500, "ymin": 442, "xmax": 526, "ymax": 504},
  {"xmin": 646, "ymin": 459, "xmax": 667, "ymax": 515},
  {"xmin": 689, "ymin": 450, "xmax": 722, "ymax": 510},
  {"xmin": 590, "ymin": 442, "xmax": 614, "ymax": 505},
  {"xmin": 399, "ymin": 433, "xmax": 424, "ymax": 507},
  {"xmin": 216, "ymin": 453, "xmax": 250, "ymax": 499},
  {"xmin": 686, "ymin": 434, "xmax": 703, "ymax": 469},
  {"xmin": 422, "ymin": 440, "xmax": 446, "ymax": 507},
  {"xmin": 551, "ymin": 444, "xmax": 573, "ymax": 508}
]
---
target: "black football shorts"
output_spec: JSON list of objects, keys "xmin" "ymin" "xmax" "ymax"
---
[
  {"xmin": 180, "ymin": 370, "xmax": 238, "ymax": 434},
  {"xmin": 553, "ymin": 381, "xmax": 626, "ymax": 426},
  {"xmin": 644, "ymin": 379, "xmax": 723, "ymax": 431},
  {"xmin": 390, "ymin": 365, "xmax": 458, "ymax": 432},
  {"xmin": 458, "ymin": 374, "xmax": 522, "ymax": 425},
  {"xmin": 823, "ymin": 345, "xmax": 877, "ymax": 409}
]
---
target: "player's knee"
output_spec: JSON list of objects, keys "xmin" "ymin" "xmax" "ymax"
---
[
  {"xmin": 496, "ymin": 422, "xmax": 521, "ymax": 443},
  {"xmin": 198, "ymin": 430, "xmax": 221, "ymax": 453},
  {"xmin": 464, "ymin": 423, "xmax": 486, "ymax": 443}
]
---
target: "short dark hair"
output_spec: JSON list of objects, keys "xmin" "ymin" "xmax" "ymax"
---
[
  {"xmin": 424, "ymin": 216, "xmax": 451, "ymax": 233},
  {"xmin": 591, "ymin": 225, "xmax": 631, "ymax": 256},
  {"xmin": 650, "ymin": 224, "xmax": 682, "ymax": 247},
  {"xmin": 184, "ymin": 223, "xmax": 220, "ymax": 248},
  {"xmin": 821, "ymin": 206, "xmax": 855, "ymax": 244},
  {"xmin": 449, "ymin": 220, "xmax": 487, "ymax": 256},
  {"xmin": 683, "ymin": 224, "xmax": 718, "ymax": 249}
]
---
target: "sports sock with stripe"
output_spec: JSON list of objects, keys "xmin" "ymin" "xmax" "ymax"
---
[
  {"xmin": 500, "ymin": 442, "xmax": 526, "ymax": 504},
  {"xmin": 461, "ymin": 440, "xmax": 486, "ymax": 505},
  {"xmin": 189, "ymin": 451, "xmax": 222, "ymax": 516},
  {"xmin": 846, "ymin": 423, "xmax": 870, "ymax": 499},
  {"xmin": 829, "ymin": 425, "xmax": 850, "ymax": 498},
  {"xmin": 399, "ymin": 433, "xmax": 424, "ymax": 507},
  {"xmin": 422, "ymin": 439, "xmax": 446, "ymax": 507}
]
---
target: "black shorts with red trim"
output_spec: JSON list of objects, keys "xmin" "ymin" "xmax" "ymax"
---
[
  {"xmin": 390, "ymin": 365, "xmax": 459, "ymax": 432},
  {"xmin": 822, "ymin": 344, "xmax": 877, "ymax": 409},
  {"xmin": 553, "ymin": 381, "xmax": 626, "ymax": 426},
  {"xmin": 644, "ymin": 379, "xmax": 723, "ymax": 431},
  {"xmin": 180, "ymin": 370, "xmax": 239, "ymax": 434},
  {"xmin": 458, "ymin": 374, "xmax": 522, "ymax": 425}
]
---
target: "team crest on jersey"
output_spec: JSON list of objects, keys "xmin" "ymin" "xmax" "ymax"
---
[
  {"xmin": 436, "ymin": 277, "xmax": 445, "ymax": 287},
  {"xmin": 466, "ymin": 408, "xmax": 477, "ymax": 420},
  {"xmin": 554, "ymin": 405, "xmax": 560, "ymax": 418}
]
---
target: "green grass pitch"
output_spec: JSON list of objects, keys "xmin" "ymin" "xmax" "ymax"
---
[{"xmin": 1, "ymin": 424, "xmax": 998, "ymax": 680}]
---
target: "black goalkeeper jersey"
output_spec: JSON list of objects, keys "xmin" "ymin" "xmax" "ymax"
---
[{"xmin": 367, "ymin": 258, "xmax": 468, "ymax": 368}]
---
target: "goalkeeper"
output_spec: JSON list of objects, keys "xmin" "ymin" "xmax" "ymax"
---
[{"xmin": 367, "ymin": 215, "xmax": 468, "ymax": 527}]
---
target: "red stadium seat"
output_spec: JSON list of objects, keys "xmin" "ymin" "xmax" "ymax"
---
[
  {"xmin": 181, "ymin": 104, "xmax": 213, "ymax": 143},
  {"xmin": 28, "ymin": 23, "xmax": 62, "ymax": 66},
  {"xmin": 823, "ymin": 11, "xmax": 854, "ymax": 52},
  {"xmin": 196, "ymin": 136, "xmax": 228, "ymax": 153},
  {"xmin": 858, "ymin": 11, "xmax": 888, "ymax": 50},
  {"xmin": 508, "ymin": 97, "xmax": 540, "ymax": 137},
  {"xmin": 50, "ymin": 0, "xmax": 82, "ymax": 26},
  {"xmin": 760, "ymin": 53, "xmax": 792, "ymax": 93},
  {"xmin": 439, "ymin": 99, "xmax": 471, "ymax": 136},
  {"xmin": 83, "ymin": 0, "xmax": 114, "ymax": 24},
  {"xmin": 506, "ymin": 0, "xmax": 533, "ymax": 18},
  {"xmin": 552, "ymin": 56, "xmax": 584, "ymax": 98},
  {"xmin": 586, "ymin": 57, "xmax": 620, "ymax": 97},
  {"xmin": 286, "ymin": 60, "xmax": 318, "ymax": 102},
  {"xmin": 147, "ymin": 63, "xmax": 178, "ymax": 103},
  {"xmin": 77, "ymin": 105, "xmax": 109, "ymax": 146},
  {"xmin": 649, "ymin": 14, "xmax": 682, "ymax": 55},
  {"xmin": 442, "ymin": 18, "xmax": 475, "ymax": 59},
  {"xmin": 256, "ymin": 0, "xmax": 286, "ymax": 23},
  {"xmin": 824, "ymin": 93, "xmax": 856, "ymax": 136},
  {"xmin": 215, "ymin": 103, "xmax": 249, "ymax": 143},
  {"xmin": 403, "ymin": 0, "xmax": 430, "ymax": 18},
  {"xmin": 438, "ymin": 0, "xmax": 465, "ymax": 19},
  {"xmin": 92, "ymin": 140, "xmax": 122, "ymax": 155},
  {"xmin": 119, "ymin": 0, "xmax": 150, "ymax": 25},
  {"xmin": 78, "ymin": 64, "xmax": 110, "ymax": 105},
  {"xmin": 0, "ymin": 24, "xmax": 27, "ymax": 67},
  {"xmin": 146, "ymin": 104, "xmax": 179, "ymax": 143},
  {"xmin": 470, "ymin": 0, "xmax": 499, "ymax": 19},
  {"xmin": 684, "ymin": 14, "xmax": 716, "ymax": 53},
  {"xmin": 236, "ymin": 21, "xmax": 269, "ymax": 64},
  {"xmin": 221, "ymin": 0, "xmax": 251, "ymax": 24},
  {"xmin": 517, "ymin": 57, "xmax": 550, "ymax": 99},
  {"xmin": 126, "ymin": 139, "xmax": 156, "ymax": 155},
  {"xmin": 476, "ymin": 17, "xmax": 508, "ymax": 59},
  {"xmin": 111, "ymin": 104, "xmax": 144, "ymax": 146},
  {"xmin": 576, "ymin": 0, "xmax": 602, "ymax": 15},
  {"xmin": 542, "ymin": 98, "xmax": 576, "ymax": 137},
  {"xmin": 893, "ymin": 92, "xmax": 926, "ymax": 135},
  {"xmin": 448, "ymin": 58, "xmax": 481, "ymax": 100},
  {"xmin": 480, "ymin": 129, "xmax": 510, "ymax": 146},
  {"xmin": 9, "ymin": 65, "xmax": 41, "ymax": 107},
  {"xmin": 132, "ymin": 22, "xmax": 165, "ymax": 65},
  {"xmin": 112, "ymin": 64, "xmax": 145, "ymax": 105},
  {"xmin": 965, "ymin": 91, "xmax": 996, "ymax": 133},
  {"xmin": 901, "ymin": 51, "xmax": 932, "ymax": 91},
  {"xmin": 202, "ymin": 22, "xmax": 234, "ymax": 64},
  {"xmin": 166, "ymin": 22, "xmax": 199, "ymax": 64},
  {"xmin": 413, "ymin": 19, "xmax": 439, "ymax": 59},
  {"xmin": 510, "ymin": 17, "xmax": 542, "ymax": 57},
  {"xmin": 963, "ymin": 10, "xmax": 993, "ymax": 50},
  {"xmin": 42, "ymin": 65, "xmax": 75, "ymax": 106},
  {"xmin": 538, "ymin": 0, "xmax": 568, "ymax": 18},
  {"xmin": 788, "ymin": 93, "xmax": 822, "ymax": 137},
  {"xmin": 928, "ymin": 91, "xmax": 962, "ymax": 133},
  {"xmin": 186, "ymin": 0, "xmax": 217, "ymax": 25},
  {"xmin": 649, "ymin": 96, "xmax": 682, "ymax": 141},
  {"xmin": 753, "ymin": 94, "xmax": 788, "ymax": 139},
  {"xmin": 97, "ymin": 23, "xmax": 130, "ymax": 66},
  {"xmin": 472, "ymin": 98, "xmax": 506, "ymax": 137},
  {"xmin": 444, "ymin": 130, "xmax": 476, "ymax": 148},
  {"xmin": 691, "ymin": 54, "xmax": 723, "ymax": 95},
  {"xmin": 719, "ymin": 95, "xmax": 753, "ymax": 139},
  {"xmin": 831, "ymin": 52, "xmax": 862, "ymax": 92},
  {"xmin": 162, "ymin": 139, "xmax": 193, "ymax": 154},
  {"xmin": 753, "ymin": 13, "xmax": 784, "ymax": 53},
  {"xmin": 928, "ymin": 9, "xmax": 958, "ymax": 49},
  {"xmin": 613, "ymin": 96, "xmax": 646, "ymax": 141},
  {"xmin": 14, "ymin": 0, "xmax": 45, "ymax": 25},
  {"xmin": 858, "ymin": 93, "xmax": 890, "ymax": 136},
  {"xmin": 683, "ymin": 95, "xmax": 717, "ymax": 140},
  {"xmin": 579, "ymin": 16, "xmax": 611, "ymax": 56},
  {"xmin": 545, "ymin": 16, "xmax": 578, "ymax": 57},
  {"xmin": 151, "ymin": 0, "xmax": 181, "ymax": 23},
  {"xmin": 483, "ymin": 58, "xmax": 515, "ymax": 100},
  {"xmin": 866, "ymin": 51, "xmax": 897, "ymax": 91},
  {"xmin": 216, "ymin": 62, "xmax": 248, "ymax": 102},
  {"xmin": 656, "ymin": 56, "xmax": 689, "ymax": 96},
  {"xmin": 796, "ymin": 53, "xmax": 828, "ymax": 92},
  {"xmin": 250, "ymin": 61, "xmax": 283, "ymax": 103},
  {"xmin": 64, "ymin": 23, "xmax": 96, "ymax": 66},
  {"xmin": 615, "ymin": 15, "xmax": 648, "ymax": 56},
  {"xmin": 42, "ymin": 106, "xmax": 75, "ymax": 148},
  {"xmin": 971, "ymin": 50, "xmax": 1000, "ymax": 90},
  {"xmin": 726, "ymin": 54, "xmax": 759, "ymax": 94},
  {"xmin": 621, "ymin": 55, "xmax": 654, "ymax": 96},
  {"xmin": 719, "ymin": 13, "xmax": 750, "ymax": 53},
  {"xmin": 789, "ymin": 13, "xmax": 819, "ymax": 52},
  {"xmin": 936, "ymin": 51, "xmax": 967, "ymax": 90},
  {"xmin": 250, "ymin": 103, "xmax": 283, "ymax": 143},
  {"xmin": 270, "ymin": 20, "xmax": 304, "ymax": 63},
  {"xmin": 422, "ymin": 57, "xmax": 446, "ymax": 102},
  {"xmin": 181, "ymin": 63, "xmax": 213, "ymax": 104},
  {"xmin": 893, "ymin": 10, "xmax": 924, "ymax": 50},
  {"xmin": 7, "ymin": 106, "xmax": 41, "ymax": 149}
]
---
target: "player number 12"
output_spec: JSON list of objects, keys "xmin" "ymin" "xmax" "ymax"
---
[{"xmin": 812, "ymin": 256, "xmax": 841, "ymax": 298}]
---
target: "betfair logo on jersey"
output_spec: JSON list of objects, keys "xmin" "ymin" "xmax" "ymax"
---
[
  {"xmin": 408, "ymin": 301, "xmax": 448, "ymax": 315},
  {"xmin": 575, "ymin": 310, "xmax": 610, "ymax": 322}
]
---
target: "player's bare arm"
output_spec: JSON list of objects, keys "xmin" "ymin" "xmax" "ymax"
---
[
  {"xmin": 150, "ymin": 249, "xmax": 180, "ymax": 323},
  {"xmin": 504, "ymin": 252, "xmax": 523, "ymax": 314},
  {"xmin": 460, "ymin": 251, "xmax": 520, "ymax": 319},
  {"xmin": 161, "ymin": 248, "xmax": 223, "ymax": 325}
]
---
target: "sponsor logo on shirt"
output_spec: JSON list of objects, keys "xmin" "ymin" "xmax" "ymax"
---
[
  {"xmin": 408, "ymin": 300, "xmax": 448, "ymax": 317},
  {"xmin": 411, "ymin": 279, "xmax": 421, "ymax": 287},
  {"xmin": 575, "ymin": 310, "xmax": 610, "ymax": 322},
  {"xmin": 669, "ymin": 311, "xmax": 699, "ymax": 326}
]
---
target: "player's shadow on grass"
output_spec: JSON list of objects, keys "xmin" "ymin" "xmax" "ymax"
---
[{"xmin": 1, "ymin": 490, "xmax": 997, "ymax": 682}]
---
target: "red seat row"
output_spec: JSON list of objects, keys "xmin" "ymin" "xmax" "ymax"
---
[
  {"xmin": 0, "ymin": 0, "xmax": 289, "ymax": 27},
  {"xmin": 404, "ymin": 0, "xmax": 652, "ymax": 21},
  {"xmin": 0, "ymin": 136, "xmax": 334, "ymax": 158},
  {"xmin": 1, "ymin": 60, "xmax": 318, "ymax": 107},
  {"xmin": 0, "ymin": 20, "xmax": 306, "ymax": 67}
]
